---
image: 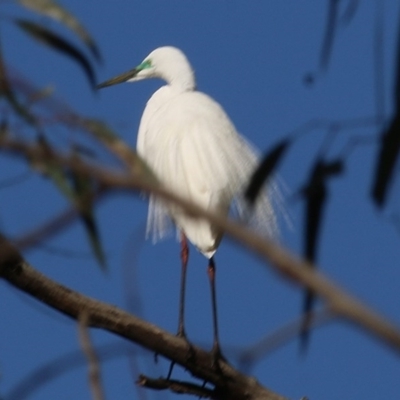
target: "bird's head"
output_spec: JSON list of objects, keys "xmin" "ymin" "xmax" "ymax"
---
[{"xmin": 97, "ymin": 46, "xmax": 196, "ymax": 91}]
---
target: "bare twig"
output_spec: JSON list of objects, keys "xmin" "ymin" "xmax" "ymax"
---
[
  {"xmin": 78, "ymin": 311, "xmax": 106, "ymax": 400},
  {"xmin": 238, "ymin": 308, "xmax": 335, "ymax": 369},
  {"xmin": 5, "ymin": 342, "xmax": 133, "ymax": 400},
  {"xmin": 14, "ymin": 189, "xmax": 107, "ymax": 252},
  {"xmin": 137, "ymin": 374, "xmax": 214, "ymax": 398}
]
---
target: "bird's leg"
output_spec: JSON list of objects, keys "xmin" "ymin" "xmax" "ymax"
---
[
  {"xmin": 167, "ymin": 232, "xmax": 193, "ymax": 379},
  {"xmin": 207, "ymin": 257, "xmax": 226, "ymax": 369},
  {"xmin": 177, "ymin": 232, "xmax": 189, "ymax": 338}
]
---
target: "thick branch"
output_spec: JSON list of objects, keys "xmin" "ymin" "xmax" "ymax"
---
[
  {"xmin": 0, "ymin": 244, "xmax": 286, "ymax": 400},
  {"xmin": 1, "ymin": 136, "xmax": 400, "ymax": 354}
]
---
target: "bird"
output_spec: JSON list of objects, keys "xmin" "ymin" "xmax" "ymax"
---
[{"xmin": 98, "ymin": 46, "xmax": 278, "ymax": 367}]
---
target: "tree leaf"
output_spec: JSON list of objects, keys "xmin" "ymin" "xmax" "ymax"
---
[
  {"xmin": 17, "ymin": 0, "xmax": 101, "ymax": 61},
  {"xmin": 35, "ymin": 135, "xmax": 75, "ymax": 199},
  {"xmin": 319, "ymin": 0, "xmax": 340, "ymax": 72},
  {"xmin": 371, "ymin": 115, "xmax": 400, "ymax": 207},
  {"xmin": 371, "ymin": 7, "xmax": 400, "ymax": 207},
  {"xmin": 15, "ymin": 19, "xmax": 96, "ymax": 88},
  {"xmin": 35, "ymin": 138, "xmax": 106, "ymax": 269},
  {"xmin": 299, "ymin": 158, "xmax": 343, "ymax": 351},
  {"xmin": 394, "ymin": 5, "xmax": 400, "ymax": 106},
  {"xmin": 80, "ymin": 118, "xmax": 119, "ymax": 143},
  {"xmin": 0, "ymin": 40, "xmax": 37, "ymax": 125},
  {"xmin": 244, "ymin": 139, "xmax": 290, "ymax": 205},
  {"xmin": 340, "ymin": 0, "xmax": 359, "ymax": 25},
  {"xmin": 71, "ymin": 168, "xmax": 107, "ymax": 270}
]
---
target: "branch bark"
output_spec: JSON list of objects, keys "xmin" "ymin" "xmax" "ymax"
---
[
  {"xmin": 0, "ymin": 239, "xmax": 286, "ymax": 400},
  {"xmin": 1, "ymin": 136, "xmax": 400, "ymax": 355}
]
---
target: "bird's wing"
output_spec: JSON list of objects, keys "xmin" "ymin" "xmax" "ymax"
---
[
  {"xmin": 138, "ymin": 90, "xmax": 280, "ymax": 244},
  {"xmin": 175, "ymin": 93, "xmax": 280, "ymax": 238}
]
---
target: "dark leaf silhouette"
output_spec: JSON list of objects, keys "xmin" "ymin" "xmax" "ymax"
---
[
  {"xmin": 0, "ymin": 40, "xmax": 37, "ymax": 125},
  {"xmin": 18, "ymin": 0, "xmax": 101, "ymax": 62},
  {"xmin": 395, "ymin": 6, "xmax": 400, "ymax": 106},
  {"xmin": 15, "ymin": 19, "xmax": 96, "ymax": 88},
  {"xmin": 34, "ymin": 135, "xmax": 74, "ymax": 197},
  {"xmin": 244, "ymin": 140, "xmax": 290, "ymax": 205},
  {"xmin": 319, "ymin": 0, "xmax": 340, "ymax": 71},
  {"xmin": 371, "ymin": 115, "xmax": 400, "ymax": 207},
  {"xmin": 371, "ymin": 8, "xmax": 400, "ymax": 207},
  {"xmin": 35, "ymin": 137, "xmax": 106, "ymax": 269},
  {"xmin": 340, "ymin": 0, "xmax": 359, "ymax": 25},
  {"xmin": 300, "ymin": 158, "xmax": 343, "ymax": 351},
  {"xmin": 71, "ymin": 165, "xmax": 107, "ymax": 270}
]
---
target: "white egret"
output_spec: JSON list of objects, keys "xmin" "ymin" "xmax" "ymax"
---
[{"xmin": 98, "ymin": 46, "xmax": 278, "ymax": 365}]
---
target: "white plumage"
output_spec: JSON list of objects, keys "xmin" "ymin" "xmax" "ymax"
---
[
  {"xmin": 98, "ymin": 45, "xmax": 279, "ymax": 364},
  {"xmin": 125, "ymin": 46, "xmax": 277, "ymax": 257}
]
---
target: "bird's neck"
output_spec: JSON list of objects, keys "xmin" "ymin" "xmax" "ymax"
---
[
  {"xmin": 167, "ymin": 76, "xmax": 195, "ymax": 93},
  {"xmin": 163, "ymin": 63, "xmax": 196, "ymax": 93}
]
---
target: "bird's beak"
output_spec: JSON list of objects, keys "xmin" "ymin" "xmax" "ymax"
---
[{"xmin": 97, "ymin": 67, "xmax": 139, "ymax": 89}]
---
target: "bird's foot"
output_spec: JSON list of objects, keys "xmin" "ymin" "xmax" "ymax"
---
[
  {"xmin": 166, "ymin": 329, "xmax": 195, "ymax": 380},
  {"xmin": 210, "ymin": 342, "xmax": 227, "ymax": 373},
  {"xmin": 178, "ymin": 329, "xmax": 196, "ymax": 364}
]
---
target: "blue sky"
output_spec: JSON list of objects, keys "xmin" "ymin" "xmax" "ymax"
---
[{"xmin": 0, "ymin": 1, "xmax": 399, "ymax": 399}]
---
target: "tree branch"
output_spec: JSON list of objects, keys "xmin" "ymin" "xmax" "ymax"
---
[
  {"xmin": 1, "ymin": 136, "xmax": 400, "ymax": 355},
  {"xmin": 78, "ymin": 310, "xmax": 106, "ymax": 400},
  {"xmin": 137, "ymin": 374, "xmax": 215, "ymax": 398},
  {"xmin": 0, "ymin": 242, "xmax": 286, "ymax": 400}
]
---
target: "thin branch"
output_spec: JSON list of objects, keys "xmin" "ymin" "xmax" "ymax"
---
[
  {"xmin": 5, "ymin": 342, "xmax": 133, "ymax": 400},
  {"xmin": 319, "ymin": 0, "xmax": 340, "ymax": 72},
  {"xmin": 14, "ymin": 189, "xmax": 107, "ymax": 252},
  {"xmin": 374, "ymin": 0, "xmax": 386, "ymax": 119},
  {"xmin": 0, "ymin": 136, "xmax": 400, "ymax": 355},
  {"xmin": 0, "ymin": 255, "xmax": 286, "ymax": 400},
  {"xmin": 137, "ymin": 375, "xmax": 214, "ymax": 398},
  {"xmin": 238, "ymin": 308, "xmax": 335, "ymax": 370},
  {"xmin": 0, "ymin": 170, "xmax": 31, "ymax": 188},
  {"xmin": 78, "ymin": 311, "xmax": 106, "ymax": 400},
  {"xmin": 288, "ymin": 116, "xmax": 383, "ymax": 141}
]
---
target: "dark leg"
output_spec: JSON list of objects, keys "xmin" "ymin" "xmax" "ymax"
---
[
  {"xmin": 167, "ymin": 232, "xmax": 191, "ymax": 379},
  {"xmin": 177, "ymin": 232, "xmax": 189, "ymax": 338},
  {"xmin": 207, "ymin": 257, "xmax": 225, "ymax": 367}
]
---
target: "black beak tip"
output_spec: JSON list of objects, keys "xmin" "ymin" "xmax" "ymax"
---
[{"xmin": 96, "ymin": 82, "xmax": 107, "ymax": 90}]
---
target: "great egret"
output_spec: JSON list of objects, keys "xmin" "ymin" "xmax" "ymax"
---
[{"xmin": 98, "ymin": 46, "xmax": 278, "ymax": 365}]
